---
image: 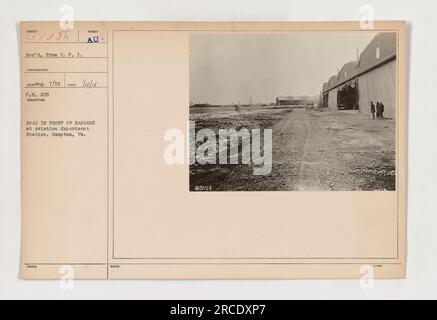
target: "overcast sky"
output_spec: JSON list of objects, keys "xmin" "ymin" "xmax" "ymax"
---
[{"xmin": 190, "ymin": 32, "xmax": 377, "ymax": 105}]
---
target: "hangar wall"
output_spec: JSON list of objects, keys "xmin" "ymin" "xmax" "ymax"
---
[
  {"xmin": 357, "ymin": 60, "xmax": 396, "ymax": 119},
  {"xmin": 328, "ymin": 88, "xmax": 338, "ymax": 110}
]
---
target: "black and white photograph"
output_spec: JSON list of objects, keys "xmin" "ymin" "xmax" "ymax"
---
[{"xmin": 189, "ymin": 32, "xmax": 397, "ymax": 192}]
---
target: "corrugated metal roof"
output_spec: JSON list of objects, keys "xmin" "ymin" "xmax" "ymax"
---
[
  {"xmin": 337, "ymin": 61, "xmax": 358, "ymax": 85},
  {"xmin": 358, "ymin": 32, "xmax": 396, "ymax": 74},
  {"xmin": 322, "ymin": 32, "xmax": 396, "ymax": 94},
  {"xmin": 326, "ymin": 75, "xmax": 338, "ymax": 91},
  {"xmin": 322, "ymin": 82, "xmax": 328, "ymax": 92}
]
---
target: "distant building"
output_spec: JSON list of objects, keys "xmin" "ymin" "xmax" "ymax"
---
[
  {"xmin": 276, "ymin": 96, "xmax": 296, "ymax": 105},
  {"xmin": 276, "ymin": 96, "xmax": 315, "ymax": 106}
]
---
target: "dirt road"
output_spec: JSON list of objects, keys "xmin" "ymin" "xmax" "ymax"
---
[
  {"xmin": 190, "ymin": 108, "xmax": 396, "ymax": 191},
  {"xmin": 270, "ymin": 109, "xmax": 395, "ymax": 191}
]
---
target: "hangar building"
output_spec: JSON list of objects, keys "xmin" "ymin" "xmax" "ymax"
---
[{"xmin": 321, "ymin": 32, "xmax": 397, "ymax": 119}]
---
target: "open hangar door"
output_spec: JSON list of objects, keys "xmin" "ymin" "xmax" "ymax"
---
[{"xmin": 337, "ymin": 79, "xmax": 359, "ymax": 110}]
